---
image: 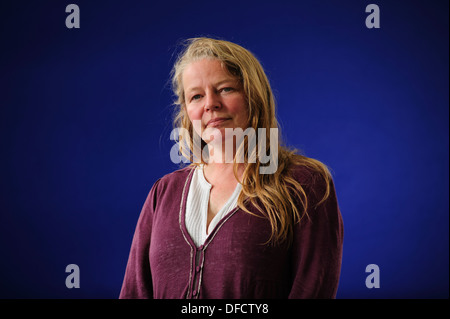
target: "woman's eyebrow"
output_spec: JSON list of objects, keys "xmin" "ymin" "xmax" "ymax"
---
[
  {"xmin": 214, "ymin": 79, "xmax": 236, "ymax": 87},
  {"xmin": 185, "ymin": 79, "xmax": 237, "ymax": 94}
]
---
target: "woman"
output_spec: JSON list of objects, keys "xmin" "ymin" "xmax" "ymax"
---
[{"xmin": 119, "ymin": 37, "xmax": 344, "ymax": 299}]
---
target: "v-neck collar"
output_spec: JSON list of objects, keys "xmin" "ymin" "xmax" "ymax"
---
[{"xmin": 178, "ymin": 166, "xmax": 241, "ymax": 250}]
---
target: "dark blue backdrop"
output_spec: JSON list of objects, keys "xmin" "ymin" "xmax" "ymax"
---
[{"xmin": 0, "ymin": 0, "xmax": 448, "ymax": 298}]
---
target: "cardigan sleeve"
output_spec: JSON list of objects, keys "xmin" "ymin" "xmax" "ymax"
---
[
  {"xmin": 288, "ymin": 174, "xmax": 344, "ymax": 299},
  {"xmin": 119, "ymin": 179, "xmax": 161, "ymax": 299}
]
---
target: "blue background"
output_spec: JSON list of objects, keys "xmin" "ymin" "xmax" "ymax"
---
[{"xmin": 0, "ymin": 0, "xmax": 448, "ymax": 298}]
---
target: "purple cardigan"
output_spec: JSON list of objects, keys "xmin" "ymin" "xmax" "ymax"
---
[{"xmin": 119, "ymin": 165, "xmax": 344, "ymax": 299}]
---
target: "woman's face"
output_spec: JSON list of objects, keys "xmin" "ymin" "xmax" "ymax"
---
[{"xmin": 182, "ymin": 58, "xmax": 248, "ymax": 144}]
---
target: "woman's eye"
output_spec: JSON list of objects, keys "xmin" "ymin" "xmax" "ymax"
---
[
  {"xmin": 191, "ymin": 94, "xmax": 202, "ymax": 101},
  {"xmin": 221, "ymin": 87, "xmax": 234, "ymax": 93}
]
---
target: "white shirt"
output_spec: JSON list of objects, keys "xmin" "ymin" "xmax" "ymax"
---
[{"xmin": 185, "ymin": 165, "xmax": 242, "ymax": 247}]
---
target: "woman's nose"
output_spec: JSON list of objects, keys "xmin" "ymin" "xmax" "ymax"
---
[{"xmin": 204, "ymin": 92, "xmax": 221, "ymax": 111}]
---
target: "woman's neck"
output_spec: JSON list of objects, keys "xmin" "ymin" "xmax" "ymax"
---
[{"xmin": 203, "ymin": 162, "xmax": 244, "ymax": 185}]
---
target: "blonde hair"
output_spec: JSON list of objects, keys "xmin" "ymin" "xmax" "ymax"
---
[{"xmin": 171, "ymin": 37, "xmax": 331, "ymax": 245}]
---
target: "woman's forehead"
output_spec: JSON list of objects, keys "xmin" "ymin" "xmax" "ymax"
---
[{"xmin": 182, "ymin": 59, "xmax": 238, "ymax": 90}]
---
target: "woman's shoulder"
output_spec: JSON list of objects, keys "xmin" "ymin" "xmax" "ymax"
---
[
  {"xmin": 161, "ymin": 165, "xmax": 194, "ymax": 180},
  {"xmin": 286, "ymin": 157, "xmax": 333, "ymax": 202},
  {"xmin": 144, "ymin": 165, "xmax": 195, "ymax": 206},
  {"xmin": 289, "ymin": 157, "xmax": 336, "ymax": 214},
  {"xmin": 288, "ymin": 157, "xmax": 331, "ymax": 184},
  {"xmin": 152, "ymin": 165, "xmax": 195, "ymax": 190}
]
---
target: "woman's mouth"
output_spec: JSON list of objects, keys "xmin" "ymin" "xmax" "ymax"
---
[{"xmin": 206, "ymin": 118, "xmax": 231, "ymax": 128}]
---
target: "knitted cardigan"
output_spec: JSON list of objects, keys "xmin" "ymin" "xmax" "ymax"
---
[{"xmin": 119, "ymin": 165, "xmax": 344, "ymax": 299}]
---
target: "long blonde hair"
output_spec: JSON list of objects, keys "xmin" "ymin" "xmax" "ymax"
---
[{"xmin": 171, "ymin": 37, "xmax": 331, "ymax": 245}]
